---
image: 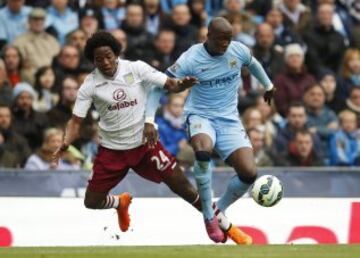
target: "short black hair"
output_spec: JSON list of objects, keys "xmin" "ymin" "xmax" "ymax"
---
[{"xmin": 84, "ymin": 31, "xmax": 122, "ymax": 62}]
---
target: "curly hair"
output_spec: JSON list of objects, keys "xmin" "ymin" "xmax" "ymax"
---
[{"xmin": 84, "ymin": 31, "xmax": 122, "ymax": 62}]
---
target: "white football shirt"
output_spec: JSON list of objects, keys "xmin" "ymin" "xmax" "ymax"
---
[{"xmin": 73, "ymin": 59, "xmax": 167, "ymax": 150}]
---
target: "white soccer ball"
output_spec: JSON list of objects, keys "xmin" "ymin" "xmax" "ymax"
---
[{"xmin": 251, "ymin": 175, "xmax": 283, "ymax": 207}]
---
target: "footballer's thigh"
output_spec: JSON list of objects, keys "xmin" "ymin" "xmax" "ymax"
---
[
  {"xmin": 187, "ymin": 115, "xmax": 216, "ymax": 153},
  {"xmin": 133, "ymin": 142, "xmax": 200, "ymax": 209},
  {"xmin": 84, "ymin": 146, "xmax": 130, "ymax": 209},
  {"xmin": 215, "ymin": 119, "xmax": 257, "ymax": 182}
]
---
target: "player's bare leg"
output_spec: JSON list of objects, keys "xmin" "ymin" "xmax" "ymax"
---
[
  {"xmin": 162, "ymin": 163, "xmax": 202, "ymax": 211},
  {"xmin": 213, "ymin": 147, "xmax": 257, "ymax": 244},
  {"xmin": 84, "ymin": 189, "xmax": 132, "ymax": 232}
]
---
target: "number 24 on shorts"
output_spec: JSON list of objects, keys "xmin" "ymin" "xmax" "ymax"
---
[{"xmin": 151, "ymin": 150, "xmax": 171, "ymax": 171}]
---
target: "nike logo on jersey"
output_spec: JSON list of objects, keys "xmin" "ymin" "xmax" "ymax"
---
[{"xmin": 95, "ymin": 82, "xmax": 108, "ymax": 87}]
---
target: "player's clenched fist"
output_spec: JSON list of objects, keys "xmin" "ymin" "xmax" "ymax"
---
[{"xmin": 143, "ymin": 123, "xmax": 159, "ymax": 149}]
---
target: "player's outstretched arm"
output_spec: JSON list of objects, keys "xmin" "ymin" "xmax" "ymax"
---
[
  {"xmin": 246, "ymin": 57, "xmax": 275, "ymax": 105},
  {"xmin": 52, "ymin": 115, "xmax": 84, "ymax": 165},
  {"xmin": 164, "ymin": 76, "xmax": 198, "ymax": 93}
]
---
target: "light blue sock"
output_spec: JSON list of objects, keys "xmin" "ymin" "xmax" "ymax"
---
[
  {"xmin": 217, "ymin": 176, "xmax": 251, "ymax": 213},
  {"xmin": 194, "ymin": 160, "xmax": 214, "ymax": 220}
]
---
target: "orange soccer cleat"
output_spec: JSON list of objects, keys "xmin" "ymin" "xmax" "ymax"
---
[
  {"xmin": 116, "ymin": 192, "xmax": 132, "ymax": 232},
  {"xmin": 226, "ymin": 224, "xmax": 253, "ymax": 245}
]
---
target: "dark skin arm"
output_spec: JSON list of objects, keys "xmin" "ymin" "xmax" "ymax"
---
[
  {"xmin": 164, "ymin": 76, "xmax": 198, "ymax": 93},
  {"xmin": 143, "ymin": 76, "xmax": 198, "ymax": 148},
  {"xmin": 52, "ymin": 115, "xmax": 83, "ymax": 165}
]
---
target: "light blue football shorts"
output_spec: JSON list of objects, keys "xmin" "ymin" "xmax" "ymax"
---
[{"xmin": 186, "ymin": 114, "xmax": 252, "ymax": 160}]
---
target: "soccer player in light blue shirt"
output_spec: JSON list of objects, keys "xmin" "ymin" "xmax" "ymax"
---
[{"xmin": 166, "ymin": 17, "xmax": 275, "ymax": 244}]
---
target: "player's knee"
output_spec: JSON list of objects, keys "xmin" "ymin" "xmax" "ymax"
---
[
  {"xmin": 84, "ymin": 197, "xmax": 100, "ymax": 209},
  {"xmin": 195, "ymin": 151, "xmax": 211, "ymax": 162},
  {"xmin": 195, "ymin": 151, "xmax": 211, "ymax": 171},
  {"xmin": 238, "ymin": 171, "xmax": 257, "ymax": 185}
]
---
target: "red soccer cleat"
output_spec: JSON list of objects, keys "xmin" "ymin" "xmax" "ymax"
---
[
  {"xmin": 116, "ymin": 192, "xmax": 132, "ymax": 232},
  {"xmin": 204, "ymin": 217, "xmax": 226, "ymax": 243}
]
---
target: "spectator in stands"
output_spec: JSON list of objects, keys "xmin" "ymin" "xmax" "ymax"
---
[
  {"xmin": 265, "ymin": 8, "xmax": 302, "ymax": 47},
  {"xmin": 1, "ymin": 45, "xmax": 29, "ymax": 87},
  {"xmin": 244, "ymin": 0, "xmax": 272, "ymax": 20},
  {"xmin": 162, "ymin": 4, "xmax": 198, "ymax": 58},
  {"xmin": 304, "ymin": 84, "xmax": 338, "ymax": 146},
  {"xmin": 156, "ymin": 94, "xmax": 194, "ymax": 168},
  {"xmin": 11, "ymin": 82, "xmax": 49, "ymax": 151},
  {"xmin": 81, "ymin": 123, "xmax": 99, "ymax": 170},
  {"xmin": 197, "ymin": 26, "xmax": 207, "ymax": 42},
  {"xmin": 46, "ymin": 0, "xmax": 79, "ymax": 45},
  {"xmin": 0, "ymin": 104, "xmax": 31, "ymax": 167},
  {"xmin": 47, "ymin": 76, "xmax": 78, "ymax": 128},
  {"xmin": 221, "ymin": 1, "xmax": 255, "ymax": 34},
  {"xmin": 66, "ymin": 29, "xmax": 93, "ymax": 73},
  {"xmin": 121, "ymin": 3, "xmax": 153, "ymax": 61},
  {"xmin": 344, "ymin": 87, "xmax": 360, "ymax": 126},
  {"xmin": 52, "ymin": 45, "xmax": 80, "ymax": 92},
  {"xmin": 242, "ymin": 107, "xmax": 263, "ymax": 131},
  {"xmin": 248, "ymin": 128, "xmax": 274, "ymax": 167},
  {"xmin": 329, "ymin": 110, "xmax": 360, "ymax": 166},
  {"xmin": 111, "ymin": 29, "xmax": 127, "ymax": 58},
  {"xmin": 252, "ymin": 23, "xmax": 284, "ymax": 80},
  {"xmin": 316, "ymin": 0, "xmax": 353, "ymax": 46},
  {"xmin": 146, "ymin": 29, "xmax": 176, "ymax": 72},
  {"xmin": 274, "ymin": 102, "xmax": 324, "ymax": 157},
  {"xmin": 318, "ymin": 69, "xmax": 345, "ymax": 113},
  {"xmin": 338, "ymin": 48, "xmax": 360, "ymax": 99},
  {"xmin": 278, "ymin": 129, "xmax": 324, "ymax": 166},
  {"xmin": 274, "ymin": 44, "xmax": 316, "ymax": 117},
  {"xmin": 144, "ymin": 0, "xmax": 163, "ymax": 35},
  {"xmin": 79, "ymin": 7, "xmax": 102, "ymax": 40},
  {"xmin": 255, "ymin": 96, "xmax": 284, "ymax": 147},
  {"xmin": 227, "ymin": 13, "xmax": 255, "ymax": 48},
  {"xmin": 277, "ymin": 0, "xmax": 312, "ymax": 34},
  {"xmin": 0, "ymin": 130, "xmax": 18, "ymax": 168},
  {"xmin": 101, "ymin": 0, "xmax": 125, "ymax": 30},
  {"xmin": 24, "ymin": 127, "xmax": 79, "ymax": 170},
  {"xmin": 303, "ymin": 3, "xmax": 346, "ymax": 76},
  {"xmin": 204, "ymin": 0, "xmax": 224, "ymax": 16},
  {"xmin": 160, "ymin": 0, "xmax": 187, "ymax": 14},
  {"xmin": 0, "ymin": 0, "xmax": 32, "ymax": 45},
  {"xmin": 33, "ymin": 66, "xmax": 59, "ymax": 112},
  {"xmin": 0, "ymin": 59, "xmax": 12, "ymax": 107},
  {"xmin": 219, "ymin": 0, "xmax": 242, "ymax": 16},
  {"xmin": 13, "ymin": 8, "xmax": 61, "ymax": 84},
  {"xmin": 67, "ymin": 29, "xmax": 87, "ymax": 52},
  {"xmin": 188, "ymin": 0, "xmax": 209, "ymax": 28}
]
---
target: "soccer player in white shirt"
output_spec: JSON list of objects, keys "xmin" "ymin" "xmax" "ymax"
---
[{"xmin": 52, "ymin": 31, "xmax": 240, "ymax": 243}]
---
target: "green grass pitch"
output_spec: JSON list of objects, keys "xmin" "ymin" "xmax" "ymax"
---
[{"xmin": 1, "ymin": 245, "xmax": 360, "ymax": 258}]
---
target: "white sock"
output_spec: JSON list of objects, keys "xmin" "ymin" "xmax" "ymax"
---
[
  {"xmin": 213, "ymin": 203, "xmax": 231, "ymax": 231},
  {"xmin": 100, "ymin": 195, "xmax": 119, "ymax": 209}
]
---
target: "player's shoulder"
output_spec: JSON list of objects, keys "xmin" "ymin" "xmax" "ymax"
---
[
  {"xmin": 229, "ymin": 40, "xmax": 249, "ymax": 51},
  {"xmin": 123, "ymin": 59, "xmax": 153, "ymax": 74},
  {"xmin": 183, "ymin": 43, "xmax": 203, "ymax": 56},
  {"xmin": 80, "ymin": 69, "xmax": 101, "ymax": 89}
]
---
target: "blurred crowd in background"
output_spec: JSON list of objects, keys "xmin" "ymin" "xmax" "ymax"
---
[{"xmin": 0, "ymin": 0, "xmax": 359, "ymax": 170}]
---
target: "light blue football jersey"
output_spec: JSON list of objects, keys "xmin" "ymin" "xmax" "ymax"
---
[{"xmin": 166, "ymin": 41, "xmax": 252, "ymax": 120}]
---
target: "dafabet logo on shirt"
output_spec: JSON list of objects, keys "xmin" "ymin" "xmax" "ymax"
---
[
  {"xmin": 108, "ymin": 89, "xmax": 138, "ymax": 111},
  {"xmin": 112, "ymin": 89, "xmax": 126, "ymax": 101}
]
